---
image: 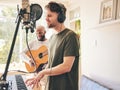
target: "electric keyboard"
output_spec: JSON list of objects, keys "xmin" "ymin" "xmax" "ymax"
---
[
  {"xmin": 15, "ymin": 75, "xmax": 27, "ymax": 90},
  {"xmin": 7, "ymin": 74, "xmax": 32, "ymax": 90}
]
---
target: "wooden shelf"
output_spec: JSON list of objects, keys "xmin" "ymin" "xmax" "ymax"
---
[
  {"xmin": 70, "ymin": 17, "xmax": 80, "ymax": 23},
  {"xmin": 69, "ymin": 7, "xmax": 80, "ymax": 21}
]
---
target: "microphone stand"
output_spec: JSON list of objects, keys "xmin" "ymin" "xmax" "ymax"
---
[{"xmin": 0, "ymin": 9, "xmax": 23, "ymax": 90}]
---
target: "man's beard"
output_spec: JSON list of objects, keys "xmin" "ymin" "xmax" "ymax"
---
[
  {"xmin": 38, "ymin": 35, "xmax": 45, "ymax": 41},
  {"xmin": 48, "ymin": 23, "xmax": 56, "ymax": 28}
]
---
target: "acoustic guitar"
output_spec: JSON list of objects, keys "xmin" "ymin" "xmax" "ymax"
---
[{"xmin": 25, "ymin": 45, "xmax": 48, "ymax": 72}]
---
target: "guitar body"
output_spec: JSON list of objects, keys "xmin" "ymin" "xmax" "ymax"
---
[{"xmin": 25, "ymin": 45, "xmax": 48, "ymax": 72}]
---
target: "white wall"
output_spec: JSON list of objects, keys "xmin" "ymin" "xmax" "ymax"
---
[{"xmin": 80, "ymin": 0, "xmax": 120, "ymax": 89}]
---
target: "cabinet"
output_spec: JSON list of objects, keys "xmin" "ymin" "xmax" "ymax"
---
[{"xmin": 69, "ymin": 7, "xmax": 81, "ymax": 38}]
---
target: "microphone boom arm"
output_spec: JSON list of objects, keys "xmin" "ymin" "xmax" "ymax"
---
[
  {"xmin": 0, "ymin": 9, "xmax": 23, "ymax": 90},
  {"xmin": 0, "ymin": 3, "xmax": 42, "ymax": 89}
]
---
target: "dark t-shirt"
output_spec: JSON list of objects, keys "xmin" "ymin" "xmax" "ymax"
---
[{"xmin": 47, "ymin": 28, "xmax": 80, "ymax": 90}]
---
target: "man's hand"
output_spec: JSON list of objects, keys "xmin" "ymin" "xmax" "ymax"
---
[
  {"xmin": 29, "ymin": 59, "xmax": 35, "ymax": 67},
  {"xmin": 25, "ymin": 71, "xmax": 44, "ymax": 89}
]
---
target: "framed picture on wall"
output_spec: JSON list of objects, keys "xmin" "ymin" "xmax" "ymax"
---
[
  {"xmin": 99, "ymin": 0, "xmax": 117, "ymax": 23},
  {"xmin": 117, "ymin": 0, "xmax": 120, "ymax": 19}
]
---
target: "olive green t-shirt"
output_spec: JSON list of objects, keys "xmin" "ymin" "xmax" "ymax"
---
[{"xmin": 47, "ymin": 28, "xmax": 80, "ymax": 90}]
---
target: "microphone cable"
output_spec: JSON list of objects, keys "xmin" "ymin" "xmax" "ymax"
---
[{"xmin": 25, "ymin": 29, "xmax": 37, "ymax": 73}]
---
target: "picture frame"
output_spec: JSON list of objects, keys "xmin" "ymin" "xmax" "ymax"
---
[
  {"xmin": 99, "ymin": 0, "xmax": 117, "ymax": 23},
  {"xmin": 117, "ymin": 0, "xmax": 120, "ymax": 19}
]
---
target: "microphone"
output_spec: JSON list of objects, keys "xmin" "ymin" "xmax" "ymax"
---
[
  {"xmin": 21, "ymin": 0, "xmax": 43, "ymax": 33},
  {"xmin": 22, "ymin": 0, "xmax": 30, "ymax": 24}
]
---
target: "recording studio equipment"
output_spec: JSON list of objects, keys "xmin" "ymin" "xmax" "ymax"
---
[
  {"xmin": 0, "ymin": 0, "xmax": 43, "ymax": 89},
  {"xmin": 57, "ymin": 3, "xmax": 66, "ymax": 23},
  {"xmin": 6, "ymin": 75, "xmax": 33, "ymax": 90},
  {"xmin": 21, "ymin": 0, "xmax": 43, "ymax": 33}
]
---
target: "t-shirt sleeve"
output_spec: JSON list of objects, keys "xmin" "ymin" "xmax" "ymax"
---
[{"xmin": 64, "ymin": 32, "xmax": 80, "ymax": 57}]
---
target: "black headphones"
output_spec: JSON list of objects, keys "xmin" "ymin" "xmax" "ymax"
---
[{"xmin": 57, "ymin": 4, "xmax": 66, "ymax": 23}]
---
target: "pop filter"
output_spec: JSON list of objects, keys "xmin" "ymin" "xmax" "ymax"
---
[{"xmin": 30, "ymin": 4, "xmax": 43, "ymax": 21}]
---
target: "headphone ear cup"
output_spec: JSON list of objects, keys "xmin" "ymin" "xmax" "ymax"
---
[{"xmin": 57, "ymin": 12, "xmax": 66, "ymax": 23}]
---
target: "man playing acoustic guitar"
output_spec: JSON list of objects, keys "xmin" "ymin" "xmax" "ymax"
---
[{"xmin": 21, "ymin": 25, "xmax": 48, "ymax": 73}]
